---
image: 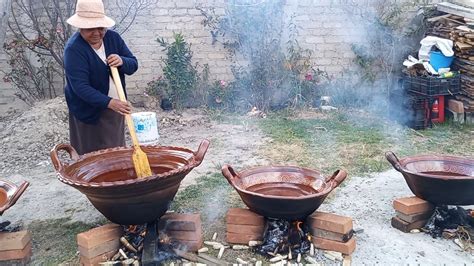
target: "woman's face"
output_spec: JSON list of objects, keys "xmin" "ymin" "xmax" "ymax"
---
[{"xmin": 80, "ymin": 27, "xmax": 106, "ymax": 46}]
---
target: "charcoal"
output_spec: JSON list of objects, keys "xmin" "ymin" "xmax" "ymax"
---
[
  {"xmin": 254, "ymin": 218, "xmax": 311, "ymax": 257},
  {"xmin": 423, "ymin": 206, "xmax": 474, "ymax": 238}
]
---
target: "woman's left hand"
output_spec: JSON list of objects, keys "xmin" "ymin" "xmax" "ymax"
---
[{"xmin": 106, "ymin": 54, "xmax": 123, "ymax": 67}]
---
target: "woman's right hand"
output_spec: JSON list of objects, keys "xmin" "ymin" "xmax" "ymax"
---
[{"xmin": 108, "ymin": 99, "xmax": 132, "ymax": 115}]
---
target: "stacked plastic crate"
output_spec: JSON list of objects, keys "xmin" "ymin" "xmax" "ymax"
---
[{"xmin": 391, "ymin": 74, "xmax": 461, "ymax": 130}]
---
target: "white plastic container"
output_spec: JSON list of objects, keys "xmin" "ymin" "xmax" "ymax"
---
[{"xmin": 131, "ymin": 112, "xmax": 159, "ymax": 145}]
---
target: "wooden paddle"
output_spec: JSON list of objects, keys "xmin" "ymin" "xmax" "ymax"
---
[{"xmin": 110, "ymin": 66, "xmax": 152, "ymax": 178}]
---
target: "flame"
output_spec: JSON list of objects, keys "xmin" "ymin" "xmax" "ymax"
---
[{"xmin": 127, "ymin": 225, "xmax": 138, "ymax": 233}]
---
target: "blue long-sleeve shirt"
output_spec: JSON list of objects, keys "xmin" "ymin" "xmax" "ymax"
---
[{"xmin": 64, "ymin": 30, "xmax": 138, "ymax": 124}]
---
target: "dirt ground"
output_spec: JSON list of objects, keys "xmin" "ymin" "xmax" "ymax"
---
[{"xmin": 0, "ymin": 98, "xmax": 473, "ymax": 264}]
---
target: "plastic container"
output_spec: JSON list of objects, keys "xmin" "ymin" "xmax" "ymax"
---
[
  {"xmin": 429, "ymin": 51, "xmax": 454, "ymax": 71},
  {"xmin": 402, "ymin": 73, "xmax": 461, "ymax": 96},
  {"xmin": 131, "ymin": 112, "xmax": 159, "ymax": 145}
]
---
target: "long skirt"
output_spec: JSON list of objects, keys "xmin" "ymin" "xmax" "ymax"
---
[{"xmin": 69, "ymin": 109, "xmax": 125, "ymax": 155}]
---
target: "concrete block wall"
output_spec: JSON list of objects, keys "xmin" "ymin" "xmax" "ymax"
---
[{"xmin": 0, "ymin": 0, "xmax": 421, "ymax": 113}]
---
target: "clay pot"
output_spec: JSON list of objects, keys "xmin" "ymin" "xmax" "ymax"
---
[
  {"xmin": 222, "ymin": 165, "xmax": 347, "ymax": 219},
  {"xmin": 386, "ymin": 151, "xmax": 474, "ymax": 205},
  {"xmin": 0, "ymin": 180, "xmax": 29, "ymax": 215},
  {"xmin": 50, "ymin": 140, "xmax": 210, "ymax": 225}
]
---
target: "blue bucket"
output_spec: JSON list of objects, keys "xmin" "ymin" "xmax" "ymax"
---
[{"xmin": 429, "ymin": 51, "xmax": 454, "ymax": 71}]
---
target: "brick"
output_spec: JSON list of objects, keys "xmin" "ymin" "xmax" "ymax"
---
[
  {"xmin": 396, "ymin": 210, "xmax": 433, "ymax": 224},
  {"xmin": 0, "ymin": 242, "xmax": 31, "ymax": 261},
  {"xmin": 307, "ymin": 212, "xmax": 353, "ymax": 234},
  {"xmin": 227, "ymin": 224, "xmax": 264, "ymax": 235},
  {"xmin": 78, "ymin": 238, "xmax": 120, "ymax": 259},
  {"xmin": 310, "ymin": 228, "xmax": 354, "ymax": 243},
  {"xmin": 77, "ymin": 224, "xmax": 123, "ymax": 250},
  {"xmin": 79, "ymin": 250, "xmax": 117, "ymax": 266},
  {"xmin": 393, "ymin": 197, "xmax": 434, "ymax": 215},
  {"xmin": 158, "ymin": 213, "xmax": 200, "ymax": 232},
  {"xmin": 391, "ymin": 217, "xmax": 428, "ymax": 233},
  {"xmin": 0, "ymin": 231, "xmax": 31, "ymax": 251},
  {"xmin": 226, "ymin": 208, "xmax": 265, "ymax": 226},
  {"xmin": 226, "ymin": 232, "xmax": 263, "ymax": 244},
  {"xmin": 170, "ymin": 236, "xmax": 203, "ymax": 252},
  {"xmin": 163, "ymin": 230, "xmax": 201, "ymax": 241},
  {"xmin": 312, "ymin": 237, "xmax": 356, "ymax": 255},
  {"xmin": 448, "ymin": 99, "xmax": 464, "ymax": 113}
]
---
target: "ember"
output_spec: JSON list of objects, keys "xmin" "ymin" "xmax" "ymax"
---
[{"xmin": 255, "ymin": 218, "xmax": 311, "ymax": 257}]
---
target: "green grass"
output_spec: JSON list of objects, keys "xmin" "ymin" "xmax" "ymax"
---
[
  {"xmin": 259, "ymin": 110, "xmax": 474, "ymax": 176},
  {"xmin": 27, "ymin": 218, "xmax": 98, "ymax": 265}
]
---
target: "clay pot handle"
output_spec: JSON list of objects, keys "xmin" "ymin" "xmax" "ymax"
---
[
  {"xmin": 0, "ymin": 181, "xmax": 29, "ymax": 215},
  {"xmin": 326, "ymin": 170, "xmax": 347, "ymax": 190},
  {"xmin": 194, "ymin": 139, "xmax": 210, "ymax": 166},
  {"xmin": 50, "ymin": 143, "xmax": 80, "ymax": 171},
  {"xmin": 221, "ymin": 164, "xmax": 239, "ymax": 185},
  {"xmin": 385, "ymin": 151, "xmax": 402, "ymax": 172}
]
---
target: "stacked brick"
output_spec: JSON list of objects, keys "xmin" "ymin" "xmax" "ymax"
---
[
  {"xmin": 158, "ymin": 213, "xmax": 203, "ymax": 252},
  {"xmin": 76, "ymin": 224, "xmax": 123, "ymax": 266},
  {"xmin": 0, "ymin": 230, "xmax": 32, "ymax": 265},
  {"xmin": 307, "ymin": 212, "xmax": 356, "ymax": 255},
  {"xmin": 391, "ymin": 196, "xmax": 434, "ymax": 233},
  {"xmin": 225, "ymin": 208, "xmax": 264, "ymax": 244}
]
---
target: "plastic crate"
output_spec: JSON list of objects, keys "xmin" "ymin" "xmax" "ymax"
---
[
  {"xmin": 402, "ymin": 73, "xmax": 461, "ymax": 96},
  {"xmin": 389, "ymin": 90, "xmax": 430, "ymax": 130}
]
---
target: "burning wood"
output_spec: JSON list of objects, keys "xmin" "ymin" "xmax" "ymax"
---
[
  {"xmin": 254, "ymin": 218, "xmax": 311, "ymax": 257},
  {"xmin": 120, "ymin": 237, "xmax": 138, "ymax": 253}
]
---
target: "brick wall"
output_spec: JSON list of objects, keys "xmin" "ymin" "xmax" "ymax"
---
[{"xmin": 0, "ymin": 0, "xmax": 424, "ymax": 113}]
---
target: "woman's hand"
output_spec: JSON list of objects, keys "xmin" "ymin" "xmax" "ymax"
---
[
  {"xmin": 107, "ymin": 99, "xmax": 131, "ymax": 115},
  {"xmin": 106, "ymin": 54, "xmax": 123, "ymax": 67}
]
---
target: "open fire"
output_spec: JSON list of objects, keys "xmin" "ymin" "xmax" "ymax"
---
[{"xmin": 255, "ymin": 218, "xmax": 312, "ymax": 258}]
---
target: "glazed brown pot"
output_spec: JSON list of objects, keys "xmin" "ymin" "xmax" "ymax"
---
[
  {"xmin": 0, "ymin": 180, "xmax": 29, "ymax": 215},
  {"xmin": 50, "ymin": 140, "xmax": 210, "ymax": 225},
  {"xmin": 222, "ymin": 164, "xmax": 347, "ymax": 219},
  {"xmin": 386, "ymin": 151, "xmax": 474, "ymax": 205}
]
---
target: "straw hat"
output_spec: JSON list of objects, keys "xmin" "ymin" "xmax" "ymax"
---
[{"xmin": 67, "ymin": 0, "xmax": 115, "ymax": 29}]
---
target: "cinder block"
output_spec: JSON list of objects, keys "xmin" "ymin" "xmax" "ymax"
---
[
  {"xmin": 448, "ymin": 99, "xmax": 464, "ymax": 113},
  {"xmin": 159, "ymin": 213, "xmax": 200, "ymax": 232},
  {"xmin": 227, "ymin": 224, "xmax": 264, "ymax": 235},
  {"xmin": 391, "ymin": 217, "xmax": 428, "ymax": 233},
  {"xmin": 307, "ymin": 212, "xmax": 353, "ymax": 234},
  {"xmin": 312, "ymin": 237, "xmax": 356, "ymax": 255},
  {"xmin": 0, "ymin": 231, "xmax": 31, "ymax": 251},
  {"xmin": 79, "ymin": 250, "xmax": 117, "ymax": 266},
  {"xmin": 393, "ymin": 196, "xmax": 434, "ymax": 215},
  {"xmin": 0, "ymin": 242, "xmax": 31, "ymax": 261},
  {"xmin": 310, "ymin": 228, "xmax": 354, "ymax": 243},
  {"xmin": 226, "ymin": 232, "xmax": 263, "ymax": 244},
  {"xmin": 226, "ymin": 208, "xmax": 265, "ymax": 226},
  {"xmin": 396, "ymin": 210, "xmax": 433, "ymax": 224},
  {"xmin": 77, "ymin": 224, "xmax": 123, "ymax": 250},
  {"xmin": 78, "ymin": 238, "xmax": 121, "ymax": 259}
]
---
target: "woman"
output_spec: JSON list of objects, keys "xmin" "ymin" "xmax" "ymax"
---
[{"xmin": 64, "ymin": 0, "xmax": 138, "ymax": 155}]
